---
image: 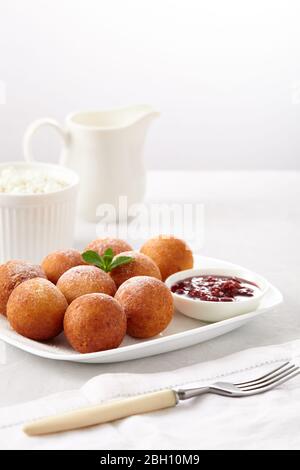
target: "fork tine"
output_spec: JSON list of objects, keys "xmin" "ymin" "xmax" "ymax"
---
[
  {"xmin": 236, "ymin": 363, "xmax": 295, "ymax": 389},
  {"xmin": 241, "ymin": 369, "xmax": 300, "ymax": 396},
  {"xmin": 234, "ymin": 361, "xmax": 290, "ymax": 386},
  {"xmin": 240, "ymin": 365, "xmax": 299, "ymax": 391}
]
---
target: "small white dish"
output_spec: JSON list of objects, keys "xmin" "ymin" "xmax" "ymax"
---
[
  {"xmin": 0, "ymin": 161, "xmax": 79, "ymax": 263},
  {"xmin": 0, "ymin": 256, "xmax": 281, "ymax": 363},
  {"xmin": 165, "ymin": 267, "xmax": 269, "ymax": 322}
]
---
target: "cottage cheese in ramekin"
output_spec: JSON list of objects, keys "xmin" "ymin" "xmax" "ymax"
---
[
  {"xmin": 0, "ymin": 161, "xmax": 79, "ymax": 263},
  {"xmin": 0, "ymin": 166, "xmax": 69, "ymax": 194}
]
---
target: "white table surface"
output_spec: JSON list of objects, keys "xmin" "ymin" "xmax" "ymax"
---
[{"xmin": 0, "ymin": 170, "xmax": 299, "ymax": 408}]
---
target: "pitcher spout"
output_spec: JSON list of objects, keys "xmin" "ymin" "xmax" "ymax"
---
[
  {"xmin": 66, "ymin": 105, "xmax": 160, "ymax": 131},
  {"xmin": 125, "ymin": 104, "xmax": 160, "ymax": 128}
]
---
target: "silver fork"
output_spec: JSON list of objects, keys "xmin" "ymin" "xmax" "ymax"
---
[
  {"xmin": 177, "ymin": 361, "xmax": 300, "ymax": 399},
  {"xmin": 24, "ymin": 361, "xmax": 299, "ymax": 436}
]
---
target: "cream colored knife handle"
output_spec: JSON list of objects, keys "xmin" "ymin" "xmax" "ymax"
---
[{"xmin": 23, "ymin": 389, "xmax": 177, "ymax": 436}]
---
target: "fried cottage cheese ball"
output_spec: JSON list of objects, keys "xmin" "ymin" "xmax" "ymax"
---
[
  {"xmin": 0, "ymin": 260, "xmax": 46, "ymax": 316},
  {"xmin": 57, "ymin": 265, "xmax": 116, "ymax": 304},
  {"xmin": 115, "ymin": 276, "xmax": 174, "ymax": 338},
  {"xmin": 110, "ymin": 251, "xmax": 162, "ymax": 288},
  {"xmin": 140, "ymin": 235, "xmax": 194, "ymax": 281},
  {"xmin": 85, "ymin": 237, "xmax": 133, "ymax": 257},
  {"xmin": 7, "ymin": 278, "xmax": 68, "ymax": 340},
  {"xmin": 42, "ymin": 249, "xmax": 86, "ymax": 284},
  {"xmin": 64, "ymin": 293, "xmax": 127, "ymax": 353}
]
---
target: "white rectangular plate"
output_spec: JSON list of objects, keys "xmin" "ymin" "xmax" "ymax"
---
[{"xmin": 0, "ymin": 256, "xmax": 282, "ymax": 363}]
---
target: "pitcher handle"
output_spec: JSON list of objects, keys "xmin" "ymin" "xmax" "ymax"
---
[{"xmin": 23, "ymin": 118, "xmax": 69, "ymax": 165}]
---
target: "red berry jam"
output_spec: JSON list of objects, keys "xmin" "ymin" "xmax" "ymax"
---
[{"xmin": 171, "ymin": 275, "xmax": 259, "ymax": 302}]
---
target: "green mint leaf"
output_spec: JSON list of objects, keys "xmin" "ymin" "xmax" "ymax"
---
[
  {"xmin": 102, "ymin": 248, "xmax": 114, "ymax": 270},
  {"xmin": 82, "ymin": 250, "xmax": 106, "ymax": 271},
  {"xmin": 103, "ymin": 248, "xmax": 114, "ymax": 259},
  {"xmin": 109, "ymin": 256, "xmax": 133, "ymax": 271},
  {"xmin": 82, "ymin": 250, "xmax": 102, "ymax": 264},
  {"xmin": 82, "ymin": 248, "xmax": 132, "ymax": 273}
]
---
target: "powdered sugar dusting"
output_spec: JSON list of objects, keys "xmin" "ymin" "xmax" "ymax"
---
[
  {"xmin": 58, "ymin": 265, "xmax": 110, "ymax": 283},
  {"xmin": 86, "ymin": 238, "xmax": 132, "ymax": 256},
  {"xmin": 10, "ymin": 277, "xmax": 65, "ymax": 303},
  {"xmin": 6, "ymin": 260, "xmax": 45, "ymax": 278},
  {"xmin": 111, "ymin": 251, "xmax": 161, "ymax": 287},
  {"xmin": 112, "ymin": 251, "xmax": 161, "ymax": 276},
  {"xmin": 116, "ymin": 275, "xmax": 165, "ymax": 292},
  {"xmin": 56, "ymin": 265, "xmax": 116, "ymax": 303}
]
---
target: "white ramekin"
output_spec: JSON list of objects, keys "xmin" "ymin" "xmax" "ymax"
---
[
  {"xmin": 165, "ymin": 267, "xmax": 270, "ymax": 322},
  {"xmin": 0, "ymin": 161, "xmax": 79, "ymax": 264}
]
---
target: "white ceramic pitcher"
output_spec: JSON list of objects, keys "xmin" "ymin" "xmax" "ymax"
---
[{"xmin": 23, "ymin": 105, "xmax": 160, "ymax": 221}]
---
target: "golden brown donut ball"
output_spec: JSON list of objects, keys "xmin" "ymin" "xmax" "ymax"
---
[
  {"xmin": 85, "ymin": 237, "xmax": 133, "ymax": 256},
  {"xmin": 57, "ymin": 265, "xmax": 116, "ymax": 303},
  {"xmin": 0, "ymin": 260, "xmax": 46, "ymax": 316},
  {"xmin": 41, "ymin": 249, "xmax": 85, "ymax": 284},
  {"xmin": 140, "ymin": 235, "xmax": 194, "ymax": 281},
  {"xmin": 110, "ymin": 251, "xmax": 161, "ymax": 288},
  {"xmin": 64, "ymin": 293, "xmax": 127, "ymax": 353},
  {"xmin": 7, "ymin": 278, "xmax": 68, "ymax": 341},
  {"xmin": 115, "ymin": 276, "xmax": 174, "ymax": 338}
]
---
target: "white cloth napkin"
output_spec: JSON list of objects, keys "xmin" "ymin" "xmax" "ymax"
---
[{"xmin": 1, "ymin": 339, "xmax": 300, "ymax": 450}]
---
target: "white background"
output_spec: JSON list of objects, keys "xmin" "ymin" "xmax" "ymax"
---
[{"xmin": 0, "ymin": 0, "xmax": 300, "ymax": 170}]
